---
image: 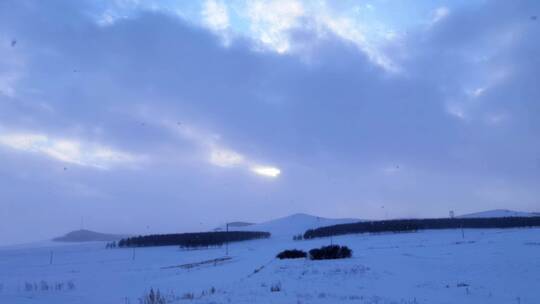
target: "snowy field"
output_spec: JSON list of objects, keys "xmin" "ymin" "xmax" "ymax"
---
[{"xmin": 1, "ymin": 228, "xmax": 539, "ymax": 304}]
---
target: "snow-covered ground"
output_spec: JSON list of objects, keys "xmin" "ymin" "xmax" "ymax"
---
[{"xmin": 1, "ymin": 227, "xmax": 539, "ymax": 304}]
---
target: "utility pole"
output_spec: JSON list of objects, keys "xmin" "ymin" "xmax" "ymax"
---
[{"xmin": 225, "ymin": 222, "xmax": 229, "ymax": 256}]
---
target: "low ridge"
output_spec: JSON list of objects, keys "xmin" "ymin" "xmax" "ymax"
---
[{"xmin": 53, "ymin": 229, "xmax": 128, "ymax": 242}]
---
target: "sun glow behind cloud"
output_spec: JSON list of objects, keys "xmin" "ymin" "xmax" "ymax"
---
[
  {"xmin": 156, "ymin": 117, "xmax": 282, "ymax": 178},
  {"xmin": 251, "ymin": 165, "xmax": 281, "ymax": 178}
]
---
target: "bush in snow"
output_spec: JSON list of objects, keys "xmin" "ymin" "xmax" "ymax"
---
[
  {"xmin": 276, "ymin": 249, "xmax": 307, "ymax": 259},
  {"xmin": 308, "ymin": 245, "xmax": 352, "ymax": 260},
  {"xmin": 270, "ymin": 282, "xmax": 281, "ymax": 292},
  {"xmin": 24, "ymin": 282, "xmax": 34, "ymax": 292},
  {"xmin": 181, "ymin": 292, "xmax": 194, "ymax": 300},
  {"xmin": 139, "ymin": 288, "xmax": 167, "ymax": 304},
  {"xmin": 23, "ymin": 280, "xmax": 75, "ymax": 292},
  {"xmin": 67, "ymin": 281, "xmax": 76, "ymax": 290}
]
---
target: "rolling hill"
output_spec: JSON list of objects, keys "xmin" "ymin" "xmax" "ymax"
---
[
  {"xmin": 53, "ymin": 229, "xmax": 128, "ymax": 242},
  {"xmin": 223, "ymin": 213, "xmax": 361, "ymax": 237},
  {"xmin": 458, "ymin": 209, "xmax": 540, "ymax": 218}
]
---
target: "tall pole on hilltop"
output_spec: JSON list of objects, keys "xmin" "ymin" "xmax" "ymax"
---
[{"xmin": 225, "ymin": 222, "xmax": 229, "ymax": 256}]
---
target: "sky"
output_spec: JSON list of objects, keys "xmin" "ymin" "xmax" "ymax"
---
[{"xmin": 0, "ymin": 0, "xmax": 539, "ymax": 245}]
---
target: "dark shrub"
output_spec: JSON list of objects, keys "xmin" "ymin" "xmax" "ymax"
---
[
  {"xmin": 270, "ymin": 282, "xmax": 281, "ymax": 292},
  {"xmin": 309, "ymin": 245, "xmax": 352, "ymax": 260},
  {"xmin": 276, "ymin": 249, "xmax": 307, "ymax": 259},
  {"xmin": 339, "ymin": 246, "xmax": 352, "ymax": 258},
  {"xmin": 140, "ymin": 288, "xmax": 167, "ymax": 304}
]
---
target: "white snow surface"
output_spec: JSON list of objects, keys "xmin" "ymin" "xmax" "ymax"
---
[
  {"xmin": 458, "ymin": 209, "xmax": 539, "ymax": 218},
  {"xmin": 222, "ymin": 213, "xmax": 361, "ymax": 237},
  {"xmin": 1, "ymin": 227, "xmax": 540, "ymax": 303}
]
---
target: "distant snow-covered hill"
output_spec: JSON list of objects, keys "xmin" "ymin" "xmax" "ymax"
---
[
  {"xmin": 458, "ymin": 209, "xmax": 540, "ymax": 219},
  {"xmin": 53, "ymin": 229, "xmax": 127, "ymax": 242},
  {"xmin": 224, "ymin": 213, "xmax": 361, "ymax": 237}
]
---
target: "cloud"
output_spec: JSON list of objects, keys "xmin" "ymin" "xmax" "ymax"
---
[
  {"xmin": 209, "ymin": 148, "xmax": 244, "ymax": 167},
  {"xmin": 239, "ymin": 0, "xmax": 398, "ymax": 71},
  {"xmin": 431, "ymin": 7, "xmax": 450, "ymax": 24},
  {"xmin": 0, "ymin": 35, "xmax": 24, "ymax": 97},
  {"xmin": 152, "ymin": 117, "xmax": 282, "ymax": 177},
  {"xmin": 202, "ymin": 0, "xmax": 229, "ymax": 31},
  {"xmin": 315, "ymin": 12, "xmax": 398, "ymax": 72},
  {"xmin": 445, "ymin": 103, "xmax": 468, "ymax": 121},
  {"xmin": 0, "ymin": 131, "xmax": 139, "ymax": 169},
  {"xmin": 1, "ymin": 0, "xmax": 539, "ymax": 244},
  {"xmin": 381, "ymin": 164, "xmax": 402, "ymax": 175},
  {"xmin": 246, "ymin": 0, "xmax": 305, "ymax": 53},
  {"xmin": 485, "ymin": 112, "xmax": 509, "ymax": 125}
]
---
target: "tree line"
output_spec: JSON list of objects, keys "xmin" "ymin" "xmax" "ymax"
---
[
  {"xmin": 303, "ymin": 216, "xmax": 540, "ymax": 239},
  {"xmin": 118, "ymin": 231, "xmax": 271, "ymax": 248}
]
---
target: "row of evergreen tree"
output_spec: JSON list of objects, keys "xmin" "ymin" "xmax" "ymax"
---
[
  {"xmin": 117, "ymin": 231, "xmax": 271, "ymax": 248},
  {"xmin": 303, "ymin": 216, "xmax": 540, "ymax": 239}
]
